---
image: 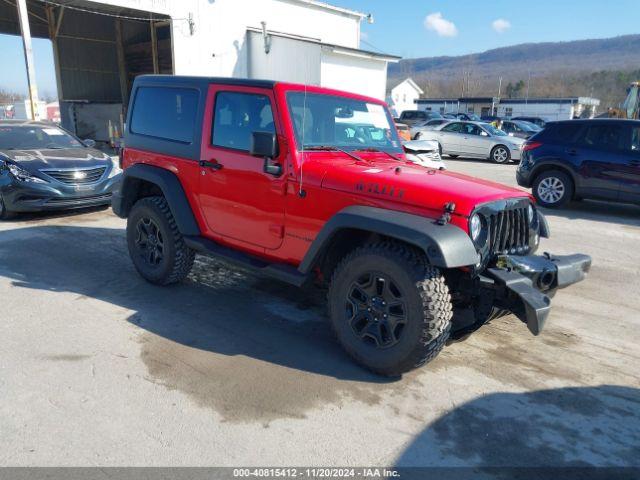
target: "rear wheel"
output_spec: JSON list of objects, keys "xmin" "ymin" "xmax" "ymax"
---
[
  {"xmin": 490, "ymin": 145, "xmax": 511, "ymax": 163},
  {"xmin": 533, "ymin": 170, "xmax": 573, "ymax": 208},
  {"xmin": 126, "ymin": 196, "xmax": 195, "ymax": 285},
  {"xmin": 328, "ymin": 242, "xmax": 452, "ymax": 376}
]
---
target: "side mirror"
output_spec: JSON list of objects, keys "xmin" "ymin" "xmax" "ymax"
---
[
  {"xmin": 83, "ymin": 139, "xmax": 96, "ymax": 148},
  {"xmin": 508, "ymin": 133, "xmax": 515, "ymax": 137},
  {"xmin": 250, "ymin": 131, "xmax": 281, "ymax": 176}
]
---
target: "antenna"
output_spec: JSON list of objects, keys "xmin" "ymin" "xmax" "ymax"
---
[{"xmin": 298, "ymin": 81, "xmax": 308, "ymax": 198}]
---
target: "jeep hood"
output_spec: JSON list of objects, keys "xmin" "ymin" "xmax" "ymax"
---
[{"xmin": 321, "ymin": 159, "xmax": 530, "ymax": 216}]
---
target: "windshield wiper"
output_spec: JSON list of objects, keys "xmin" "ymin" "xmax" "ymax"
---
[
  {"xmin": 304, "ymin": 145, "xmax": 366, "ymax": 162},
  {"xmin": 354, "ymin": 147, "xmax": 402, "ymax": 162}
]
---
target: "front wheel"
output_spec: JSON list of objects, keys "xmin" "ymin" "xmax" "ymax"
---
[
  {"xmin": 0, "ymin": 195, "xmax": 16, "ymax": 220},
  {"xmin": 328, "ymin": 242, "xmax": 452, "ymax": 376},
  {"xmin": 490, "ymin": 145, "xmax": 511, "ymax": 163},
  {"xmin": 533, "ymin": 170, "xmax": 573, "ymax": 208},
  {"xmin": 126, "ymin": 196, "xmax": 195, "ymax": 285}
]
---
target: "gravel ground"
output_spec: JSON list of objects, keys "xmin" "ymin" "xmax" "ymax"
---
[{"xmin": 0, "ymin": 157, "xmax": 638, "ymax": 469}]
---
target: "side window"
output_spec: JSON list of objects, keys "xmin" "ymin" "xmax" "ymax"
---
[
  {"xmin": 442, "ymin": 122, "xmax": 462, "ymax": 133},
  {"xmin": 503, "ymin": 122, "xmax": 513, "ymax": 133},
  {"xmin": 577, "ymin": 124, "xmax": 625, "ymax": 151},
  {"xmin": 130, "ymin": 87, "xmax": 199, "ymax": 143},
  {"xmin": 543, "ymin": 124, "xmax": 581, "ymax": 143},
  {"xmin": 212, "ymin": 91, "xmax": 275, "ymax": 151}
]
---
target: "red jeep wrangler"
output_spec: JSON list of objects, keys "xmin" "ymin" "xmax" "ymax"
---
[{"xmin": 113, "ymin": 75, "xmax": 591, "ymax": 376}]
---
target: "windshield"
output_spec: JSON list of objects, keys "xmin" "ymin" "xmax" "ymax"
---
[
  {"xmin": 515, "ymin": 121, "xmax": 538, "ymax": 132},
  {"xmin": 482, "ymin": 124, "xmax": 508, "ymax": 136},
  {"xmin": 286, "ymin": 92, "xmax": 402, "ymax": 153},
  {"xmin": 0, "ymin": 125, "xmax": 84, "ymax": 150}
]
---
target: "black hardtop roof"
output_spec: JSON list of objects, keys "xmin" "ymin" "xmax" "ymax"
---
[{"xmin": 134, "ymin": 75, "xmax": 277, "ymax": 89}]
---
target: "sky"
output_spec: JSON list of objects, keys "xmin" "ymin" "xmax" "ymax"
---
[{"xmin": 1, "ymin": 0, "xmax": 639, "ymax": 97}]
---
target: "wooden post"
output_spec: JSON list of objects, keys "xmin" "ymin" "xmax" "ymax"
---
[
  {"xmin": 115, "ymin": 19, "xmax": 128, "ymax": 105},
  {"xmin": 45, "ymin": 6, "xmax": 64, "ymax": 102},
  {"xmin": 150, "ymin": 21, "xmax": 159, "ymax": 74},
  {"xmin": 16, "ymin": 0, "xmax": 39, "ymax": 120}
]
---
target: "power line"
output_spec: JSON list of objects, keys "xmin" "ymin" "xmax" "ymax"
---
[{"xmin": 32, "ymin": 0, "xmax": 189, "ymax": 23}]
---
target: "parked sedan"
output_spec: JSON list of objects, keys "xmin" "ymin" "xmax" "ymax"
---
[
  {"xmin": 513, "ymin": 116, "xmax": 546, "ymax": 128},
  {"xmin": 501, "ymin": 120, "xmax": 541, "ymax": 139},
  {"xmin": 0, "ymin": 121, "xmax": 122, "ymax": 219},
  {"xmin": 418, "ymin": 121, "xmax": 526, "ymax": 163},
  {"xmin": 445, "ymin": 112, "xmax": 482, "ymax": 122}
]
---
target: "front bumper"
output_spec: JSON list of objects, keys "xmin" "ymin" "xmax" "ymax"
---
[
  {"xmin": 0, "ymin": 173, "xmax": 122, "ymax": 212},
  {"xmin": 485, "ymin": 253, "xmax": 591, "ymax": 335}
]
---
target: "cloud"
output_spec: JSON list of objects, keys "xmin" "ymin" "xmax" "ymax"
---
[
  {"xmin": 424, "ymin": 12, "xmax": 458, "ymax": 38},
  {"xmin": 492, "ymin": 18, "xmax": 511, "ymax": 33}
]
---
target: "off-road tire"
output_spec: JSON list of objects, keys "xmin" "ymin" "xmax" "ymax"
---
[
  {"xmin": 126, "ymin": 196, "xmax": 195, "ymax": 285},
  {"xmin": 533, "ymin": 170, "xmax": 573, "ymax": 208},
  {"xmin": 0, "ymin": 195, "xmax": 16, "ymax": 220},
  {"xmin": 490, "ymin": 145, "xmax": 511, "ymax": 163},
  {"xmin": 328, "ymin": 242, "xmax": 452, "ymax": 376}
]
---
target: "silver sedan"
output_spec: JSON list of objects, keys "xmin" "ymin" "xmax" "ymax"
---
[{"xmin": 417, "ymin": 121, "xmax": 526, "ymax": 163}]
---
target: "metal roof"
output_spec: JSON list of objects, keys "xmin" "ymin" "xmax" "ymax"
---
[{"xmin": 290, "ymin": 0, "xmax": 367, "ymax": 19}]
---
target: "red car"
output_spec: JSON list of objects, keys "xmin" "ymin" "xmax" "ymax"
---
[{"xmin": 113, "ymin": 75, "xmax": 590, "ymax": 376}]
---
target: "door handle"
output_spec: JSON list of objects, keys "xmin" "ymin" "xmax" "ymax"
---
[
  {"xmin": 199, "ymin": 159, "xmax": 223, "ymax": 170},
  {"xmin": 566, "ymin": 149, "xmax": 578, "ymax": 156}
]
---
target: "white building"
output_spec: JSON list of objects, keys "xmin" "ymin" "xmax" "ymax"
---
[
  {"xmin": 0, "ymin": 0, "xmax": 399, "ymax": 139},
  {"xmin": 415, "ymin": 96, "xmax": 601, "ymax": 121},
  {"xmin": 497, "ymin": 97, "xmax": 600, "ymax": 121},
  {"xmin": 387, "ymin": 78, "xmax": 424, "ymax": 116}
]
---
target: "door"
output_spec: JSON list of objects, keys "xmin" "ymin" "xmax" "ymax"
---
[
  {"xmin": 197, "ymin": 85, "xmax": 287, "ymax": 250},
  {"xmin": 436, "ymin": 122, "xmax": 464, "ymax": 153},
  {"xmin": 461, "ymin": 122, "xmax": 490, "ymax": 156},
  {"xmin": 572, "ymin": 122, "xmax": 631, "ymax": 201},
  {"xmin": 617, "ymin": 124, "xmax": 640, "ymax": 204}
]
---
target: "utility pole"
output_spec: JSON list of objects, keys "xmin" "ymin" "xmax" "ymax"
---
[{"xmin": 16, "ymin": 0, "xmax": 40, "ymax": 120}]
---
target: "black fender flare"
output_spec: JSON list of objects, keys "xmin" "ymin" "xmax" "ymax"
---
[
  {"xmin": 298, "ymin": 206, "xmax": 479, "ymax": 273},
  {"xmin": 112, "ymin": 163, "xmax": 201, "ymax": 236}
]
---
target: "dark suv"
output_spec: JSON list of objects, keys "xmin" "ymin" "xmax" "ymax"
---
[{"xmin": 517, "ymin": 119, "xmax": 640, "ymax": 208}]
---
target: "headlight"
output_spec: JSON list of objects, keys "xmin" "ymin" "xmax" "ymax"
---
[
  {"xmin": 528, "ymin": 204, "xmax": 535, "ymax": 224},
  {"xmin": 470, "ymin": 213, "xmax": 482, "ymax": 241},
  {"xmin": 7, "ymin": 163, "xmax": 46, "ymax": 183},
  {"xmin": 108, "ymin": 156, "xmax": 122, "ymax": 178}
]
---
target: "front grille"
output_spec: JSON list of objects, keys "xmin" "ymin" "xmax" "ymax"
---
[
  {"xmin": 41, "ymin": 166, "xmax": 107, "ymax": 185},
  {"xmin": 487, "ymin": 205, "xmax": 530, "ymax": 256}
]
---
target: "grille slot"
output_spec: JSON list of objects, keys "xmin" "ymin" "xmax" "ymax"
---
[
  {"xmin": 487, "ymin": 205, "xmax": 529, "ymax": 256},
  {"xmin": 41, "ymin": 167, "xmax": 107, "ymax": 185}
]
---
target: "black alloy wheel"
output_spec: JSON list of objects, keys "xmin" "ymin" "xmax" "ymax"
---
[
  {"xmin": 346, "ymin": 272, "xmax": 407, "ymax": 349},
  {"xmin": 134, "ymin": 216, "xmax": 165, "ymax": 267}
]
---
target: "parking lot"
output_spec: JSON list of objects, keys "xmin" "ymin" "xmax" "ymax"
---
[{"xmin": 1, "ymin": 157, "xmax": 639, "ymax": 468}]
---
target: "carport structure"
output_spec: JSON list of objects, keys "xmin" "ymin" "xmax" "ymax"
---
[{"xmin": 0, "ymin": 0, "xmax": 173, "ymax": 141}]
